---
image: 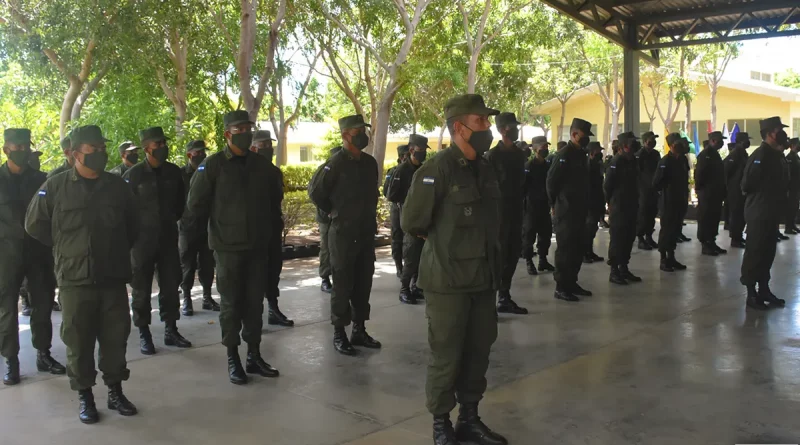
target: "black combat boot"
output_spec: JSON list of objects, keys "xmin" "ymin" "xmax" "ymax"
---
[
  {"xmin": 778, "ymin": 232, "xmax": 790, "ymax": 241},
  {"xmin": 679, "ymin": 233, "xmax": 691, "ymax": 242},
  {"xmin": 20, "ymin": 295, "xmax": 31, "ymax": 317},
  {"xmin": 731, "ymin": 238, "xmax": 746, "ymax": 248},
  {"xmin": 619, "ymin": 264, "xmax": 642, "ymax": 283},
  {"xmin": 609, "ymin": 265, "xmax": 628, "ymax": 285},
  {"xmin": 571, "ymin": 283, "xmax": 593, "ymax": 297},
  {"xmin": 3, "ymin": 356, "xmax": 20, "ymax": 385},
  {"xmin": 164, "ymin": 321, "xmax": 192, "ymax": 348},
  {"xmin": 351, "ymin": 322, "xmax": 382, "ymax": 349},
  {"xmin": 668, "ymin": 251, "xmax": 687, "ymax": 270},
  {"xmin": 525, "ymin": 258, "xmax": 538, "ymax": 275},
  {"xmin": 245, "ymin": 346, "xmax": 280, "ymax": 377},
  {"xmin": 601, "ymin": 219, "xmax": 610, "ymax": 228},
  {"xmin": 746, "ymin": 285, "xmax": 767, "ymax": 310},
  {"xmin": 758, "ymin": 282, "xmax": 786, "ymax": 307},
  {"xmin": 411, "ymin": 284, "xmax": 425, "ymax": 300},
  {"xmin": 589, "ymin": 251, "xmax": 604, "ymax": 262},
  {"xmin": 701, "ymin": 242, "xmax": 719, "ymax": 256},
  {"xmin": 433, "ymin": 414, "xmax": 458, "ymax": 445},
  {"xmin": 711, "ymin": 242, "xmax": 727, "ymax": 254},
  {"xmin": 538, "ymin": 256, "xmax": 555, "ymax": 272},
  {"xmin": 181, "ymin": 288, "xmax": 194, "ymax": 316},
  {"xmin": 36, "ymin": 350, "xmax": 66, "ymax": 375},
  {"xmin": 202, "ymin": 293, "xmax": 220, "ymax": 311},
  {"xmin": 53, "ymin": 297, "xmax": 61, "ymax": 312},
  {"xmin": 227, "ymin": 347, "xmax": 247, "ymax": 385},
  {"xmin": 333, "ymin": 327, "xmax": 357, "ymax": 356},
  {"xmin": 267, "ymin": 300, "xmax": 295, "ymax": 326},
  {"xmin": 139, "ymin": 326, "xmax": 156, "ymax": 355},
  {"xmin": 554, "ymin": 285, "xmax": 579, "ymax": 302},
  {"xmin": 637, "ymin": 236, "xmax": 653, "ymax": 250},
  {"xmin": 394, "ymin": 258, "xmax": 403, "ymax": 279},
  {"xmin": 496, "ymin": 291, "xmax": 528, "ymax": 314},
  {"xmin": 107, "ymin": 383, "xmax": 138, "ymax": 416},
  {"xmin": 78, "ymin": 388, "xmax": 99, "ymax": 424},
  {"xmin": 320, "ymin": 277, "xmax": 333, "ymax": 293},
  {"xmin": 646, "ymin": 233, "xmax": 659, "ymax": 249},
  {"xmin": 454, "ymin": 403, "xmax": 508, "ymax": 445},
  {"xmin": 659, "ymin": 251, "xmax": 674, "ymax": 272},
  {"xmin": 582, "ymin": 253, "xmax": 594, "ymax": 264},
  {"xmin": 399, "ymin": 286, "xmax": 417, "ymax": 305}
]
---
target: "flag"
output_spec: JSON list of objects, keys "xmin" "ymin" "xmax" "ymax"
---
[
  {"xmin": 722, "ymin": 123, "xmax": 729, "ymax": 140},
  {"xmin": 706, "ymin": 121, "xmax": 713, "ymax": 134},
  {"xmin": 730, "ymin": 123, "xmax": 740, "ymax": 143},
  {"xmin": 693, "ymin": 122, "xmax": 701, "ymax": 155},
  {"xmin": 680, "ymin": 129, "xmax": 696, "ymax": 154}
]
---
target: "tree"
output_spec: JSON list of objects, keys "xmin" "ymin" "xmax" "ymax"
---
[
  {"xmin": 646, "ymin": 47, "xmax": 692, "ymax": 134},
  {"xmin": 776, "ymin": 69, "xmax": 800, "ymax": 89},
  {"xmin": 696, "ymin": 42, "xmax": 739, "ymax": 130},
  {"xmin": 533, "ymin": 47, "xmax": 590, "ymax": 141},
  {"xmin": 580, "ymin": 33, "xmax": 623, "ymax": 147}
]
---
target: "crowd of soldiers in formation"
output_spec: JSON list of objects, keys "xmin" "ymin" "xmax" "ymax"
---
[{"xmin": 0, "ymin": 92, "xmax": 794, "ymax": 445}]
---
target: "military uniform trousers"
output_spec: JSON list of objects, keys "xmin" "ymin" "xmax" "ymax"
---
[
  {"xmin": 553, "ymin": 216, "xmax": 586, "ymax": 287},
  {"xmin": 329, "ymin": 226, "xmax": 374, "ymax": 327},
  {"xmin": 499, "ymin": 215, "xmax": 523, "ymax": 291},
  {"xmin": 59, "ymin": 284, "xmax": 131, "ymax": 391},
  {"xmin": 740, "ymin": 220, "xmax": 779, "ymax": 286},
  {"xmin": 636, "ymin": 189, "xmax": 659, "ymax": 236},
  {"xmin": 696, "ymin": 191, "xmax": 724, "ymax": 243},
  {"xmin": 390, "ymin": 204, "xmax": 404, "ymax": 267},
  {"xmin": 658, "ymin": 206, "xmax": 685, "ymax": 252},
  {"xmin": 522, "ymin": 202, "xmax": 552, "ymax": 259},
  {"xmin": 584, "ymin": 211, "xmax": 603, "ymax": 254},
  {"xmin": 426, "ymin": 289, "xmax": 497, "ymax": 415},
  {"xmin": 401, "ymin": 233, "xmax": 425, "ymax": 289},
  {"xmin": 265, "ymin": 222, "xmax": 284, "ymax": 303},
  {"xmin": 727, "ymin": 194, "xmax": 745, "ymax": 240},
  {"xmin": 318, "ymin": 221, "xmax": 331, "ymax": 279},
  {"xmin": 608, "ymin": 220, "xmax": 637, "ymax": 266},
  {"xmin": 179, "ymin": 232, "xmax": 215, "ymax": 294},
  {"xmin": 786, "ymin": 190, "xmax": 800, "ymax": 227},
  {"xmin": 0, "ymin": 242, "xmax": 56, "ymax": 359},
  {"xmin": 130, "ymin": 238, "xmax": 182, "ymax": 327},
  {"xmin": 215, "ymin": 249, "xmax": 267, "ymax": 347}
]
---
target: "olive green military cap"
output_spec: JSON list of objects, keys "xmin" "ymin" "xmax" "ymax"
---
[
  {"xmin": 71, "ymin": 125, "xmax": 109, "ymax": 147},
  {"xmin": 642, "ymin": 131, "xmax": 659, "ymax": 140},
  {"xmin": 185, "ymin": 139, "xmax": 207, "ymax": 153},
  {"xmin": 397, "ymin": 144, "xmax": 409, "ymax": 158},
  {"xmin": 139, "ymin": 127, "xmax": 168, "ymax": 144},
  {"xmin": 587, "ymin": 141, "xmax": 603, "ymax": 151},
  {"xmin": 790, "ymin": 137, "xmax": 800, "ymax": 146},
  {"xmin": 408, "ymin": 134, "xmax": 430, "ymax": 148},
  {"xmin": 737, "ymin": 132, "xmax": 752, "ymax": 141},
  {"xmin": 495, "ymin": 112, "xmax": 521, "ymax": 129},
  {"xmin": 570, "ymin": 118, "xmax": 594, "ymax": 136},
  {"xmin": 253, "ymin": 130, "xmax": 276, "ymax": 142},
  {"xmin": 338, "ymin": 114, "xmax": 371, "ymax": 131},
  {"xmin": 556, "ymin": 141, "xmax": 567, "ymax": 150},
  {"xmin": 4, "ymin": 128, "xmax": 31, "ymax": 145},
  {"xmin": 708, "ymin": 131, "xmax": 726, "ymax": 140},
  {"xmin": 666, "ymin": 132, "xmax": 683, "ymax": 146},
  {"xmin": 759, "ymin": 116, "xmax": 788, "ymax": 132},
  {"xmin": 223, "ymin": 110, "xmax": 254, "ymax": 128},
  {"xmin": 60, "ymin": 136, "xmax": 72, "ymax": 150},
  {"xmin": 444, "ymin": 94, "xmax": 499, "ymax": 120},
  {"xmin": 118, "ymin": 141, "xmax": 137, "ymax": 154},
  {"xmin": 617, "ymin": 131, "xmax": 639, "ymax": 145},
  {"xmin": 531, "ymin": 136, "xmax": 549, "ymax": 147}
]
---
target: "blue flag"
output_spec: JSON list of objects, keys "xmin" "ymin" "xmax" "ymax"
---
[
  {"xmin": 692, "ymin": 123, "xmax": 701, "ymax": 155},
  {"xmin": 730, "ymin": 123, "xmax": 740, "ymax": 143}
]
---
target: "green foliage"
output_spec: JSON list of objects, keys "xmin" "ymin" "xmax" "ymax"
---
[
  {"xmin": 777, "ymin": 69, "xmax": 800, "ymax": 90},
  {"xmin": 281, "ymin": 190, "xmax": 317, "ymax": 244},
  {"xmin": 281, "ymin": 164, "xmax": 318, "ymax": 191}
]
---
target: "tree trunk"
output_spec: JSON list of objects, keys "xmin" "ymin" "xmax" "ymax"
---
[
  {"xmin": 373, "ymin": 93, "xmax": 396, "ymax": 180},
  {"xmin": 438, "ymin": 121, "xmax": 446, "ymax": 150},
  {"xmin": 685, "ymin": 100, "xmax": 692, "ymax": 135},
  {"xmin": 603, "ymin": 97, "xmax": 610, "ymax": 148},
  {"xmin": 278, "ymin": 122, "xmax": 290, "ymax": 165},
  {"xmin": 70, "ymin": 69, "xmax": 107, "ymax": 121},
  {"xmin": 611, "ymin": 109, "xmax": 620, "ymax": 147},
  {"xmin": 60, "ymin": 79, "xmax": 83, "ymax": 138},
  {"xmin": 467, "ymin": 50, "xmax": 479, "ymax": 94},
  {"xmin": 710, "ymin": 82, "xmax": 717, "ymax": 130},
  {"xmin": 558, "ymin": 100, "xmax": 567, "ymax": 142}
]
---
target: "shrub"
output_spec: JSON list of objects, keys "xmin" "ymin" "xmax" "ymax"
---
[
  {"xmin": 281, "ymin": 190, "xmax": 316, "ymax": 244},
  {"xmin": 281, "ymin": 164, "xmax": 318, "ymax": 191}
]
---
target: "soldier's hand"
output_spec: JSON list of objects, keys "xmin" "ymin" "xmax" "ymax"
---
[
  {"xmin": 550, "ymin": 207, "xmax": 555, "ymax": 217},
  {"xmin": 418, "ymin": 235, "xmax": 427, "ymax": 240}
]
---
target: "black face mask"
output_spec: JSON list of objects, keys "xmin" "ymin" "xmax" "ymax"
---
[
  {"xmin": 712, "ymin": 139, "xmax": 724, "ymax": 150},
  {"xmin": 230, "ymin": 133, "xmax": 253, "ymax": 155},
  {"xmin": 150, "ymin": 146, "xmax": 169, "ymax": 163},
  {"xmin": 777, "ymin": 130, "xmax": 789, "ymax": 146},
  {"xmin": 259, "ymin": 148, "xmax": 275, "ymax": 161},
  {"xmin": 538, "ymin": 149, "xmax": 549, "ymax": 159},
  {"xmin": 28, "ymin": 155, "xmax": 40, "ymax": 171},
  {"xmin": 506, "ymin": 127, "xmax": 519, "ymax": 142},
  {"xmin": 413, "ymin": 150, "xmax": 426, "ymax": 163},
  {"xmin": 463, "ymin": 125, "xmax": 493, "ymax": 156},
  {"xmin": 79, "ymin": 151, "xmax": 108, "ymax": 173},
  {"xmin": 351, "ymin": 132, "xmax": 369, "ymax": 151},
  {"xmin": 579, "ymin": 136, "xmax": 590, "ymax": 148},
  {"xmin": 7, "ymin": 150, "xmax": 30, "ymax": 168},
  {"xmin": 190, "ymin": 153, "xmax": 206, "ymax": 168},
  {"xmin": 741, "ymin": 141, "xmax": 751, "ymax": 149},
  {"xmin": 126, "ymin": 152, "xmax": 139, "ymax": 165},
  {"xmin": 646, "ymin": 140, "xmax": 656, "ymax": 150}
]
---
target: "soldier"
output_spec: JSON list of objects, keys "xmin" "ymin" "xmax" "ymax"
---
[
  {"xmin": 784, "ymin": 137, "xmax": 800, "ymax": 234},
  {"xmin": 604, "ymin": 132, "xmax": 642, "ymax": 285},
  {"xmin": 741, "ymin": 117, "xmax": 790, "ymax": 310},
  {"xmin": 387, "ymin": 135, "xmax": 428, "ymax": 305},
  {"xmin": 186, "ymin": 110, "xmax": 279, "ymax": 384},
  {"xmin": 250, "ymin": 130, "xmax": 293, "ymax": 327},
  {"xmin": 603, "ymin": 140, "xmax": 619, "ymax": 172},
  {"xmin": 312, "ymin": 147, "xmax": 341, "ymax": 294},
  {"xmin": 178, "ymin": 140, "xmax": 218, "ymax": 315},
  {"xmin": 384, "ymin": 145, "xmax": 410, "ymax": 279},
  {"xmin": 653, "ymin": 133, "xmax": 690, "ymax": 272},
  {"xmin": 485, "ymin": 112, "xmax": 528, "ymax": 315},
  {"xmin": 47, "ymin": 136, "xmax": 74, "ymax": 178},
  {"xmin": 109, "ymin": 142, "xmax": 140, "ymax": 176},
  {"xmin": 28, "ymin": 150, "xmax": 42, "ymax": 171},
  {"xmin": 123, "ymin": 127, "xmax": 191, "ymax": 355},
  {"xmin": 401, "ymin": 94, "xmax": 507, "ymax": 445},
  {"xmin": 522, "ymin": 136, "xmax": 555, "ymax": 275},
  {"xmin": 584, "ymin": 141, "xmax": 605, "ymax": 264},
  {"xmin": 724, "ymin": 134, "xmax": 751, "ymax": 248},
  {"xmin": 309, "ymin": 114, "xmax": 381, "ymax": 356},
  {"xmin": 677, "ymin": 148, "xmax": 693, "ymax": 244},
  {"xmin": 635, "ymin": 131, "xmax": 661, "ymax": 250},
  {"xmin": 0, "ymin": 128, "xmax": 65, "ymax": 386},
  {"xmin": 26, "ymin": 125, "xmax": 138, "ymax": 423},
  {"xmin": 695, "ymin": 131, "xmax": 728, "ymax": 256},
  {"xmin": 547, "ymin": 118, "xmax": 594, "ymax": 302}
]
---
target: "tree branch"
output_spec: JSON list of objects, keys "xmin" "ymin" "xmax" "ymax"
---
[{"xmin": 318, "ymin": 3, "xmax": 390, "ymax": 72}]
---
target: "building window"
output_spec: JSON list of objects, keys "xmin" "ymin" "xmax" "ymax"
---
[
  {"xmin": 727, "ymin": 119, "xmax": 763, "ymax": 147},
  {"xmin": 762, "ymin": 73, "xmax": 772, "ymax": 83},
  {"xmin": 299, "ymin": 146, "xmax": 310, "ymax": 162},
  {"xmin": 750, "ymin": 71, "xmax": 773, "ymax": 83},
  {"xmin": 793, "ymin": 118, "xmax": 800, "ymax": 138},
  {"xmin": 751, "ymin": 71, "xmax": 761, "ymax": 81}
]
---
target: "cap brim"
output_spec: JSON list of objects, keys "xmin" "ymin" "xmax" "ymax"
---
[
  {"xmin": 226, "ymin": 119, "xmax": 255, "ymax": 127},
  {"xmin": 587, "ymin": 131, "xmax": 595, "ymax": 136}
]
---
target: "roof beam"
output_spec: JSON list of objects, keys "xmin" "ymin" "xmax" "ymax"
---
[
  {"xmin": 635, "ymin": 0, "xmax": 797, "ymax": 25},
  {"xmin": 640, "ymin": 27, "xmax": 800, "ymax": 50}
]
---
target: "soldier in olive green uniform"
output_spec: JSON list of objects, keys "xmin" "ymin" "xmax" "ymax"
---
[
  {"xmin": 186, "ymin": 111, "xmax": 279, "ymax": 385},
  {"xmin": 695, "ymin": 131, "xmax": 728, "ymax": 255},
  {"xmin": 123, "ymin": 127, "xmax": 191, "ymax": 355},
  {"xmin": 313, "ymin": 147, "xmax": 341, "ymax": 293},
  {"xmin": 47, "ymin": 136, "xmax": 74, "ymax": 179},
  {"xmin": 485, "ymin": 112, "xmax": 528, "ymax": 315},
  {"xmin": 547, "ymin": 118, "xmax": 594, "ymax": 302},
  {"xmin": 385, "ymin": 145, "xmax": 410, "ymax": 278},
  {"xmin": 250, "ymin": 130, "xmax": 293, "ymax": 327},
  {"xmin": 784, "ymin": 137, "xmax": 800, "ymax": 234},
  {"xmin": 584, "ymin": 141, "xmax": 605, "ymax": 264},
  {"xmin": 604, "ymin": 132, "xmax": 642, "ymax": 285},
  {"xmin": 26, "ymin": 125, "xmax": 138, "ymax": 424},
  {"xmin": 635, "ymin": 132, "xmax": 662, "ymax": 250},
  {"xmin": 402, "ymin": 95, "xmax": 507, "ymax": 445},
  {"xmin": 179, "ymin": 140, "xmax": 218, "ymax": 315},
  {"xmin": 522, "ymin": 136, "xmax": 555, "ymax": 275},
  {"xmin": 309, "ymin": 115, "xmax": 381, "ymax": 356},
  {"xmin": 724, "ymin": 133, "xmax": 751, "ymax": 247},
  {"xmin": 387, "ymin": 135, "xmax": 428, "ymax": 305},
  {"xmin": 0, "ymin": 129, "xmax": 65, "ymax": 386},
  {"xmin": 109, "ymin": 142, "xmax": 140, "ymax": 177}
]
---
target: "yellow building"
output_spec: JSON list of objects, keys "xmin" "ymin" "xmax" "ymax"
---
[{"xmin": 536, "ymin": 75, "xmax": 800, "ymax": 150}]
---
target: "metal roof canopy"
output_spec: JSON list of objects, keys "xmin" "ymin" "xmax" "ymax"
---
[{"xmin": 538, "ymin": 0, "xmax": 800, "ymax": 135}]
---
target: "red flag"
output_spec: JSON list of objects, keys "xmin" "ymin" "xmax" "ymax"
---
[{"xmin": 706, "ymin": 121, "xmax": 713, "ymax": 133}]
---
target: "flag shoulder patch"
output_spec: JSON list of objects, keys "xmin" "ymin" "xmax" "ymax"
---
[
  {"xmin": 422, "ymin": 176, "xmax": 435, "ymax": 185},
  {"xmin": 37, "ymin": 190, "xmax": 46, "ymax": 196}
]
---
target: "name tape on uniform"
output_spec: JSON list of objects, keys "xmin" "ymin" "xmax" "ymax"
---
[
  {"xmin": 422, "ymin": 176, "xmax": 435, "ymax": 185},
  {"xmin": 37, "ymin": 190, "xmax": 46, "ymax": 196},
  {"xmin": 754, "ymin": 160, "xmax": 761, "ymax": 164}
]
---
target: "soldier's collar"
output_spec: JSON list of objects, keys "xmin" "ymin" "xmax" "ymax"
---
[{"xmin": 449, "ymin": 143, "xmax": 470, "ymax": 167}]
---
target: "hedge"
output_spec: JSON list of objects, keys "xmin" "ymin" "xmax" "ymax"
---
[{"xmin": 281, "ymin": 161, "xmax": 398, "ymax": 191}]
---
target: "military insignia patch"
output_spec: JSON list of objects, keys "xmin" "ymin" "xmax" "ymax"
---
[
  {"xmin": 464, "ymin": 206, "xmax": 472, "ymax": 216},
  {"xmin": 37, "ymin": 190, "xmax": 46, "ymax": 196},
  {"xmin": 422, "ymin": 176, "xmax": 435, "ymax": 185}
]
